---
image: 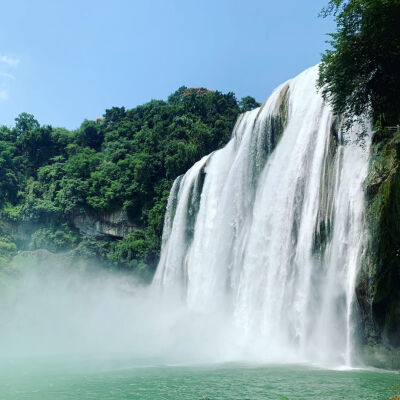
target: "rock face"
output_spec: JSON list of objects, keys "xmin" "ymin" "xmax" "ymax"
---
[
  {"xmin": 0, "ymin": 218, "xmax": 41, "ymax": 246},
  {"xmin": 72, "ymin": 209, "xmax": 138, "ymax": 238},
  {"xmin": 0, "ymin": 209, "xmax": 139, "ymax": 252},
  {"xmin": 356, "ymin": 129, "xmax": 400, "ymax": 368}
]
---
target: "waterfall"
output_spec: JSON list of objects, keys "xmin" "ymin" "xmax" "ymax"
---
[{"xmin": 153, "ymin": 66, "xmax": 370, "ymax": 367}]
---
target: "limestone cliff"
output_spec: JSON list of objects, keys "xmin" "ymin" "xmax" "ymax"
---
[
  {"xmin": 0, "ymin": 208, "xmax": 140, "ymax": 248},
  {"xmin": 72, "ymin": 209, "xmax": 139, "ymax": 238},
  {"xmin": 357, "ymin": 128, "xmax": 400, "ymax": 368}
]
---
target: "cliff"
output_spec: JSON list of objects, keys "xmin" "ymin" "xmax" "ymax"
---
[
  {"xmin": 72, "ymin": 209, "xmax": 139, "ymax": 238},
  {"xmin": 357, "ymin": 128, "xmax": 400, "ymax": 369},
  {"xmin": 0, "ymin": 208, "xmax": 139, "ymax": 243}
]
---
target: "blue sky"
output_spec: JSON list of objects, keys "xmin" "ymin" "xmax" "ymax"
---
[{"xmin": 0, "ymin": 1, "xmax": 334, "ymax": 129}]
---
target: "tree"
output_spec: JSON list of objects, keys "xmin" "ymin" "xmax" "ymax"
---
[
  {"xmin": 15, "ymin": 122, "xmax": 55, "ymax": 176},
  {"xmin": 318, "ymin": 0, "xmax": 400, "ymax": 126},
  {"xmin": 14, "ymin": 113, "xmax": 39, "ymax": 137},
  {"xmin": 0, "ymin": 133, "xmax": 18, "ymax": 205},
  {"xmin": 77, "ymin": 120, "xmax": 104, "ymax": 150},
  {"xmin": 239, "ymin": 96, "xmax": 261, "ymax": 113},
  {"xmin": 103, "ymin": 106, "xmax": 126, "ymax": 127}
]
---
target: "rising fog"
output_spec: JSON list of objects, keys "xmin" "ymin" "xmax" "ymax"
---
[{"xmin": 0, "ymin": 253, "xmax": 237, "ymax": 364}]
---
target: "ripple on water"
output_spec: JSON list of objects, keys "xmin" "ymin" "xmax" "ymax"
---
[{"xmin": 0, "ymin": 360, "xmax": 397, "ymax": 400}]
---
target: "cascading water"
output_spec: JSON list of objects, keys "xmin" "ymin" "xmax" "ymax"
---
[{"xmin": 153, "ymin": 66, "xmax": 371, "ymax": 367}]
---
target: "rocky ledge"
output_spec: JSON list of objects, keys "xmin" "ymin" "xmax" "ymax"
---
[{"xmin": 72, "ymin": 209, "xmax": 139, "ymax": 238}]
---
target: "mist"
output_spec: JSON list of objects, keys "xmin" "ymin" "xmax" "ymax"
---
[{"xmin": 0, "ymin": 254, "xmax": 237, "ymax": 365}]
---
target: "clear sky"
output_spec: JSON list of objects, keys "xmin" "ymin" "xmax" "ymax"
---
[{"xmin": 0, "ymin": 0, "xmax": 335, "ymax": 129}]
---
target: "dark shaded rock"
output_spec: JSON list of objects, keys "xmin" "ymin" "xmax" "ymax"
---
[
  {"xmin": 72, "ymin": 209, "xmax": 140, "ymax": 238},
  {"xmin": 360, "ymin": 344, "xmax": 400, "ymax": 370},
  {"xmin": 357, "ymin": 129, "xmax": 400, "ymax": 367}
]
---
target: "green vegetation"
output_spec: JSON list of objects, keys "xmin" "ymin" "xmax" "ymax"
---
[
  {"xmin": 0, "ymin": 88, "xmax": 259, "ymax": 276},
  {"xmin": 318, "ymin": 0, "xmax": 400, "ymax": 126},
  {"xmin": 30, "ymin": 224, "xmax": 80, "ymax": 252},
  {"xmin": 0, "ymin": 235, "xmax": 17, "ymax": 269}
]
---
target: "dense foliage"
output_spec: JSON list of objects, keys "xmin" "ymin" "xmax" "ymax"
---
[
  {"xmin": 318, "ymin": 0, "xmax": 400, "ymax": 126},
  {"xmin": 0, "ymin": 88, "xmax": 259, "ymax": 275}
]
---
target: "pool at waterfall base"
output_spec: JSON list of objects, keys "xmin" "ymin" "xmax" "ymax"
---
[{"xmin": 0, "ymin": 359, "xmax": 397, "ymax": 400}]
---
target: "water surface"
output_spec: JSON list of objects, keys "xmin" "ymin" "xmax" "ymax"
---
[{"xmin": 0, "ymin": 359, "xmax": 396, "ymax": 400}]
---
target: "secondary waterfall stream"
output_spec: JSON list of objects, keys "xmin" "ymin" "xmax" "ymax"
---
[{"xmin": 154, "ymin": 66, "xmax": 371, "ymax": 367}]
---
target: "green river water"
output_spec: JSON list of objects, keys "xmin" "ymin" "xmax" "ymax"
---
[{"xmin": 0, "ymin": 358, "xmax": 397, "ymax": 400}]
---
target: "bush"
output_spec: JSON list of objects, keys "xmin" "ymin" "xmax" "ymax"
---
[
  {"xmin": 30, "ymin": 224, "xmax": 80, "ymax": 252},
  {"xmin": 0, "ymin": 235, "xmax": 17, "ymax": 270}
]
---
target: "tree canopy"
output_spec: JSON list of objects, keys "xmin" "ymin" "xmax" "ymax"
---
[
  {"xmin": 318, "ymin": 0, "xmax": 400, "ymax": 126},
  {"xmin": 0, "ymin": 88, "xmax": 260, "ymax": 275}
]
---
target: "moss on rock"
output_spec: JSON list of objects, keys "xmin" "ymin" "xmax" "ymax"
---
[{"xmin": 357, "ymin": 129, "xmax": 400, "ymax": 365}]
